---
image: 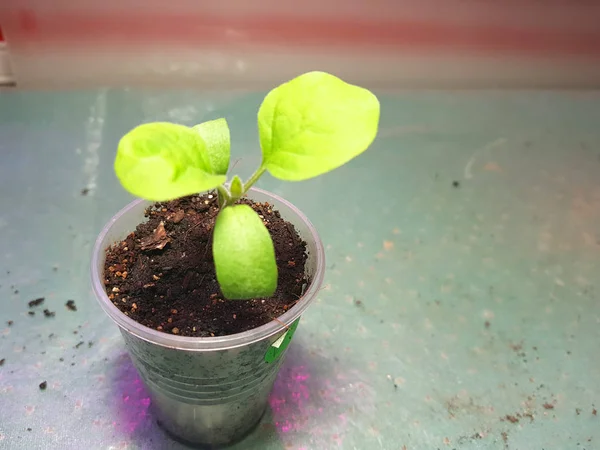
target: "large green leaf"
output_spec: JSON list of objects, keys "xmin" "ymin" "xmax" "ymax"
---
[
  {"xmin": 115, "ymin": 122, "xmax": 225, "ymax": 201},
  {"xmin": 258, "ymin": 71, "xmax": 380, "ymax": 181},
  {"xmin": 212, "ymin": 205, "xmax": 278, "ymax": 300},
  {"xmin": 193, "ymin": 118, "xmax": 231, "ymax": 175}
]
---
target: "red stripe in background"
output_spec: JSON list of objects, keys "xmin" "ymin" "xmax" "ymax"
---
[{"xmin": 8, "ymin": 10, "xmax": 600, "ymax": 58}]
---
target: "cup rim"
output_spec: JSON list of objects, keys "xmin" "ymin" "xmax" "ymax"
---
[{"xmin": 91, "ymin": 187, "xmax": 325, "ymax": 352}]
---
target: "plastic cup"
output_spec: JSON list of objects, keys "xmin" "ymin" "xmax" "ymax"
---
[{"xmin": 91, "ymin": 187, "xmax": 325, "ymax": 446}]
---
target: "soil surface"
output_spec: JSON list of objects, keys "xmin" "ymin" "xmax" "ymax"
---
[{"xmin": 103, "ymin": 193, "xmax": 309, "ymax": 337}]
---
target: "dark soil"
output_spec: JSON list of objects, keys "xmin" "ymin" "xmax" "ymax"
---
[
  {"xmin": 103, "ymin": 193, "xmax": 308, "ymax": 337},
  {"xmin": 28, "ymin": 297, "xmax": 45, "ymax": 308},
  {"xmin": 65, "ymin": 300, "xmax": 77, "ymax": 311}
]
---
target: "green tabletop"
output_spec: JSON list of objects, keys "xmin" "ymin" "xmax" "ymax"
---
[{"xmin": 0, "ymin": 88, "xmax": 599, "ymax": 449}]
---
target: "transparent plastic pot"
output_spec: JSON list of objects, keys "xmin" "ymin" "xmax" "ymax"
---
[{"xmin": 91, "ymin": 187, "xmax": 325, "ymax": 446}]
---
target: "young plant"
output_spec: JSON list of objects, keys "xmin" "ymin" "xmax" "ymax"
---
[{"xmin": 114, "ymin": 71, "xmax": 380, "ymax": 300}]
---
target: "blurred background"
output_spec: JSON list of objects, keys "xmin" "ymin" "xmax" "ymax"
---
[{"xmin": 1, "ymin": 0, "xmax": 600, "ymax": 89}]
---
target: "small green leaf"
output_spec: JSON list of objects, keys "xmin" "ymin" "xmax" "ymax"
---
[
  {"xmin": 258, "ymin": 71, "xmax": 380, "ymax": 181},
  {"xmin": 230, "ymin": 175, "xmax": 244, "ymax": 198},
  {"xmin": 213, "ymin": 205, "xmax": 278, "ymax": 300},
  {"xmin": 193, "ymin": 118, "xmax": 231, "ymax": 175},
  {"xmin": 115, "ymin": 122, "xmax": 226, "ymax": 201}
]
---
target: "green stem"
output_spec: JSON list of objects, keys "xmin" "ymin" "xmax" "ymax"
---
[
  {"xmin": 216, "ymin": 185, "xmax": 231, "ymax": 208},
  {"xmin": 242, "ymin": 164, "xmax": 266, "ymax": 194}
]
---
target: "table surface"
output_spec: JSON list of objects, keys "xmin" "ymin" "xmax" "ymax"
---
[{"xmin": 0, "ymin": 88, "xmax": 599, "ymax": 450}]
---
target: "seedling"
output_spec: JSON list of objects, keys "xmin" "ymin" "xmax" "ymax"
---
[{"xmin": 114, "ymin": 71, "xmax": 380, "ymax": 300}]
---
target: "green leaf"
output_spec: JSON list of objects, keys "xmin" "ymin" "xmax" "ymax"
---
[
  {"xmin": 230, "ymin": 175, "xmax": 244, "ymax": 198},
  {"xmin": 193, "ymin": 118, "xmax": 231, "ymax": 175},
  {"xmin": 258, "ymin": 71, "xmax": 380, "ymax": 181},
  {"xmin": 115, "ymin": 122, "xmax": 226, "ymax": 201},
  {"xmin": 213, "ymin": 205, "xmax": 278, "ymax": 300}
]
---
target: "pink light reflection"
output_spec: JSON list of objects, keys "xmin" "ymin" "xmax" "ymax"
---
[
  {"xmin": 267, "ymin": 359, "xmax": 377, "ymax": 449},
  {"xmin": 111, "ymin": 354, "xmax": 153, "ymax": 437},
  {"xmin": 269, "ymin": 365, "xmax": 312, "ymax": 434},
  {"xmin": 269, "ymin": 363, "xmax": 346, "ymax": 441}
]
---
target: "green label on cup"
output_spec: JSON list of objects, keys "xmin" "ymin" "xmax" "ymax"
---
[{"xmin": 264, "ymin": 318, "xmax": 300, "ymax": 363}]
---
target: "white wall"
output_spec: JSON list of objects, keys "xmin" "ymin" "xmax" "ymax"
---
[
  {"xmin": 1, "ymin": 1, "xmax": 600, "ymax": 89},
  {"xmin": 0, "ymin": 42, "xmax": 14, "ymax": 85}
]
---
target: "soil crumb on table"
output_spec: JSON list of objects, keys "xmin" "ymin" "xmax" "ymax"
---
[
  {"xmin": 103, "ymin": 193, "xmax": 309, "ymax": 337},
  {"xmin": 65, "ymin": 300, "xmax": 77, "ymax": 311},
  {"xmin": 28, "ymin": 298, "xmax": 45, "ymax": 308}
]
